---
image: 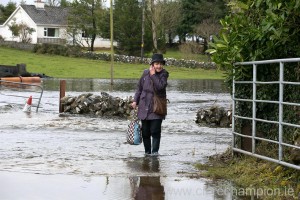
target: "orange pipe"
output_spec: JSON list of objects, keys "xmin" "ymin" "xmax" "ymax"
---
[
  {"xmin": 0, "ymin": 77, "xmax": 22, "ymax": 82},
  {"xmin": 0, "ymin": 76, "xmax": 41, "ymax": 83},
  {"xmin": 21, "ymin": 77, "xmax": 41, "ymax": 83}
]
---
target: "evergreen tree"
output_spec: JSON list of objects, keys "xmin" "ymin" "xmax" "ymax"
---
[
  {"xmin": 0, "ymin": 5, "xmax": 5, "ymax": 25},
  {"xmin": 60, "ymin": 0, "xmax": 71, "ymax": 7},
  {"xmin": 177, "ymin": 0, "xmax": 201, "ymax": 42},
  {"xmin": 208, "ymin": 0, "xmax": 300, "ymax": 148},
  {"xmin": 97, "ymin": 8, "xmax": 110, "ymax": 39},
  {"xmin": 0, "ymin": 2, "xmax": 16, "ymax": 24},
  {"xmin": 113, "ymin": 0, "xmax": 151, "ymax": 56}
]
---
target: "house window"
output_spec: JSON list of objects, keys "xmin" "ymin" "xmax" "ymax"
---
[
  {"xmin": 44, "ymin": 28, "xmax": 59, "ymax": 37},
  {"xmin": 82, "ymin": 30, "xmax": 89, "ymax": 38}
]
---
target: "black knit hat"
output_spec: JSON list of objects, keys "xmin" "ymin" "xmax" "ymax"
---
[{"xmin": 151, "ymin": 53, "xmax": 166, "ymax": 65}]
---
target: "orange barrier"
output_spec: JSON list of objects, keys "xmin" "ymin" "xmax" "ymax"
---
[
  {"xmin": 0, "ymin": 76, "xmax": 41, "ymax": 88},
  {"xmin": 0, "ymin": 76, "xmax": 41, "ymax": 83}
]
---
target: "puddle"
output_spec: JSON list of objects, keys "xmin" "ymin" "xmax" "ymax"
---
[
  {"xmin": 0, "ymin": 78, "xmax": 241, "ymax": 200},
  {"xmin": 0, "ymin": 171, "xmax": 241, "ymax": 200}
]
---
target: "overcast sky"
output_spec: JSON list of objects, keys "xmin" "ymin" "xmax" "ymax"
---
[
  {"xmin": 1, "ymin": 0, "xmax": 35, "ymax": 6},
  {"xmin": 1, "ymin": 0, "xmax": 110, "ymax": 6}
]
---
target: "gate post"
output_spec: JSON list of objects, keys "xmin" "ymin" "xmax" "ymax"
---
[{"xmin": 59, "ymin": 80, "xmax": 66, "ymax": 113}]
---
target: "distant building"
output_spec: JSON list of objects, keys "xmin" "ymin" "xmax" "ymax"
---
[{"xmin": 0, "ymin": 0, "xmax": 112, "ymax": 48}]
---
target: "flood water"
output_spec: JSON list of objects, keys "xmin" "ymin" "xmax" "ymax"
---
[{"xmin": 0, "ymin": 78, "xmax": 239, "ymax": 200}]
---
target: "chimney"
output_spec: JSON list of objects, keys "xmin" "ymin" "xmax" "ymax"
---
[{"xmin": 35, "ymin": 0, "xmax": 45, "ymax": 9}]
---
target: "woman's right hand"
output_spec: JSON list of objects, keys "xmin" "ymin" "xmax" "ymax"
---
[
  {"xmin": 131, "ymin": 102, "xmax": 137, "ymax": 109},
  {"xmin": 149, "ymin": 65, "xmax": 156, "ymax": 75}
]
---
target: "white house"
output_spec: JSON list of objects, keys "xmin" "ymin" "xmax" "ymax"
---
[{"xmin": 0, "ymin": 0, "xmax": 112, "ymax": 48}]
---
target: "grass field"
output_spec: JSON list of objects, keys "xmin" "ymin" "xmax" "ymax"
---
[{"xmin": 0, "ymin": 47, "xmax": 224, "ymax": 79}]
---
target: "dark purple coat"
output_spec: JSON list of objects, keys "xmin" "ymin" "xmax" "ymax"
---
[{"xmin": 134, "ymin": 69, "xmax": 169, "ymax": 120}]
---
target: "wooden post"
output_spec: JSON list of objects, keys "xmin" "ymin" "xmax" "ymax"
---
[
  {"xmin": 110, "ymin": 0, "xmax": 114, "ymax": 85},
  {"xmin": 59, "ymin": 80, "xmax": 66, "ymax": 113}
]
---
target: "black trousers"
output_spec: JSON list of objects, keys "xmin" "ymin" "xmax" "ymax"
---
[{"xmin": 141, "ymin": 119, "xmax": 162, "ymax": 154}]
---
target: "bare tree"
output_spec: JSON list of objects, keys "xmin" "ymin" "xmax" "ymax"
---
[
  {"xmin": 160, "ymin": 0, "xmax": 182, "ymax": 46},
  {"xmin": 148, "ymin": 0, "xmax": 181, "ymax": 52},
  {"xmin": 67, "ymin": 28, "xmax": 92, "ymax": 47},
  {"xmin": 194, "ymin": 18, "xmax": 221, "ymax": 52}
]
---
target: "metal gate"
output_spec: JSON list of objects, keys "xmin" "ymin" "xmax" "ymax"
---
[
  {"xmin": 0, "ymin": 80, "xmax": 43, "ymax": 112},
  {"xmin": 232, "ymin": 58, "xmax": 300, "ymax": 170}
]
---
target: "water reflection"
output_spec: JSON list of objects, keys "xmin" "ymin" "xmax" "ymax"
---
[
  {"xmin": 135, "ymin": 176, "xmax": 164, "ymax": 200},
  {"xmin": 143, "ymin": 157, "xmax": 160, "ymax": 173},
  {"xmin": 42, "ymin": 78, "xmax": 228, "ymax": 93},
  {"xmin": 128, "ymin": 157, "xmax": 165, "ymax": 200}
]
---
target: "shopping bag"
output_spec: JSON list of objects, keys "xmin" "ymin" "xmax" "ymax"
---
[{"xmin": 127, "ymin": 120, "xmax": 142, "ymax": 145}]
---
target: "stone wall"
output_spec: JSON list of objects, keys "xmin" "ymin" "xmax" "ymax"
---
[
  {"xmin": 0, "ymin": 41, "xmax": 34, "ymax": 51},
  {"xmin": 60, "ymin": 92, "xmax": 134, "ymax": 119},
  {"xmin": 195, "ymin": 105, "xmax": 232, "ymax": 128}
]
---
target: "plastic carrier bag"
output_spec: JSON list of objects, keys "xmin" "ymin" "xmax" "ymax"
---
[{"xmin": 126, "ymin": 109, "xmax": 142, "ymax": 145}]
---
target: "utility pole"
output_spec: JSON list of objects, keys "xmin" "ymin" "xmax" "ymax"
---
[
  {"xmin": 138, "ymin": 0, "xmax": 145, "ymax": 63},
  {"xmin": 141, "ymin": 0, "xmax": 145, "ymax": 63},
  {"xmin": 110, "ymin": 0, "xmax": 114, "ymax": 85}
]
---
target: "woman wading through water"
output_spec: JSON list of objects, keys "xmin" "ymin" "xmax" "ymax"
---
[{"xmin": 131, "ymin": 54, "xmax": 169, "ymax": 156}]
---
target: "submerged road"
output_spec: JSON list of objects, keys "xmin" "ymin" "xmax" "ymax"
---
[{"xmin": 0, "ymin": 79, "xmax": 235, "ymax": 200}]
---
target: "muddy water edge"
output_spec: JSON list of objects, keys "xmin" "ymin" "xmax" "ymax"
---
[{"xmin": 0, "ymin": 78, "xmax": 242, "ymax": 200}]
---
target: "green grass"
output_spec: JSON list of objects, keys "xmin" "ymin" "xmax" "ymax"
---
[
  {"xmin": 0, "ymin": 47, "xmax": 224, "ymax": 79},
  {"xmin": 195, "ymin": 149, "xmax": 300, "ymax": 200}
]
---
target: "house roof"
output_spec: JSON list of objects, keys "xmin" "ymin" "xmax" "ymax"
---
[{"xmin": 21, "ymin": 5, "xmax": 69, "ymax": 26}]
